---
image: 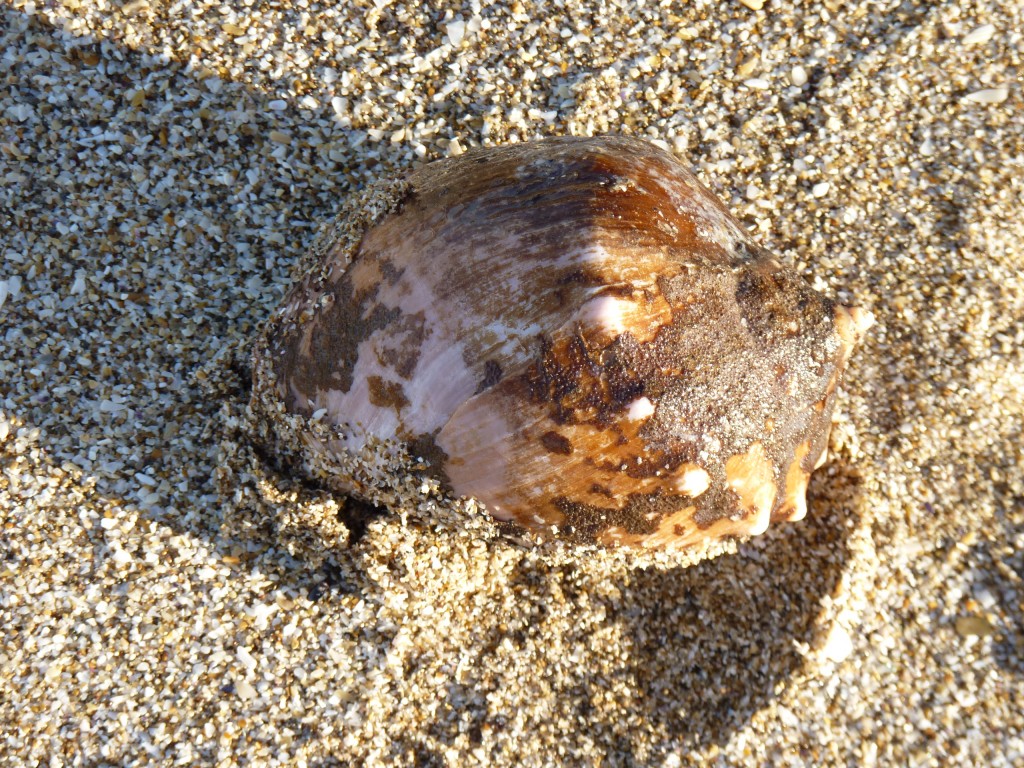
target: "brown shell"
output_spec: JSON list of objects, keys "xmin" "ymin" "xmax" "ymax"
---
[{"xmin": 250, "ymin": 135, "xmax": 871, "ymax": 550}]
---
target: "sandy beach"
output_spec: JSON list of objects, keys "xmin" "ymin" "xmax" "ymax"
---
[{"xmin": 2, "ymin": 0, "xmax": 1022, "ymax": 765}]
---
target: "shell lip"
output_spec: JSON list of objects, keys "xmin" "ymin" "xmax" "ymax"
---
[{"xmin": 837, "ymin": 305, "xmax": 874, "ymax": 345}]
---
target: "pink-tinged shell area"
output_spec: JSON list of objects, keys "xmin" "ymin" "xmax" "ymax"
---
[{"xmin": 250, "ymin": 135, "xmax": 871, "ymax": 551}]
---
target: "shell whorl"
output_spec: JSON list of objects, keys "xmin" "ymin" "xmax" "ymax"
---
[{"xmin": 251, "ymin": 135, "xmax": 870, "ymax": 550}]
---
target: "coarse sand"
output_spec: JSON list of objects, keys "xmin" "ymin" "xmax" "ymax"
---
[{"xmin": 1, "ymin": 0, "xmax": 1022, "ymax": 765}]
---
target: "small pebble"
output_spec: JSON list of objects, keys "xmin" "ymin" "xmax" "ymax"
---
[
  {"xmin": 955, "ymin": 616, "xmax": 995, "ymax": 639},
  {"xmin": 963, "ymin": 86, "xmax": 1009, "ymax": 105},
  {"xmin": 445, "ymin": 19, "xmax": 466, "ymax": 46},
  {"xmin": 822, "ymin": 622, "xmax": 854, "ymax": 663},
  {"xmin": 234, "ymin": 679, "xmax": 258, "ymax": 701},
  {"xmin": 962, "ymin": 24, "xmax": 996, "ymax": 46}
]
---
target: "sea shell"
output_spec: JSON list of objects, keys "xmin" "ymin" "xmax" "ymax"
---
[{"xmin": 249, "ymin": 135, "xmax": 871, "ymax": 550}]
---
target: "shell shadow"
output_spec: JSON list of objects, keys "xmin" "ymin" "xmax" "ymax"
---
[
  {"xmin": 532, "ymin": 465, "xmax": 860, "ymax": 763},
  {"xmin": 615, "ymin": 466, "xmax": 863, "ymax": 759},
  {"xmin": 409, "ymin": 464, "xmax": 865, "ymax": 764}
]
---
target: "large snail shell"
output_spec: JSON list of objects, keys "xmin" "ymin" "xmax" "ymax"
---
[{"xmin": 250, "ymin": 135, "xmax": 871, "ymax": 550}]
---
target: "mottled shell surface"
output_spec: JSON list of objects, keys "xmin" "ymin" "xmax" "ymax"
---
[{"xmin": 251, "ymin": 135, "xmax": 870, "ymax": 550}]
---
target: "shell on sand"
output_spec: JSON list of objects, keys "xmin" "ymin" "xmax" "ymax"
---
[{"xmin": 249, "ymin": 135, "xmax": 871, "ymax": 550}]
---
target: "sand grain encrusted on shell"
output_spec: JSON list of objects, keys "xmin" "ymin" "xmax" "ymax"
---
[{"xmin": 250, "ymin": 136, "xmax": 871, "ymax": 551}]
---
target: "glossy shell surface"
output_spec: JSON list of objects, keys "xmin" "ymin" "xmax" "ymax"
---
[{"xmin": 251, "ymin": 135, "xmax": 870, "ymax": 550}]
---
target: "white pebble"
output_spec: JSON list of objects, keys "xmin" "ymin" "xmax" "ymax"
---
[
  {"xmin": 111, "ymin": 548, "xmax": 133, "ymax": 568},
  {"xmin": 822, "ymin": 623, "xmax": 853, "ymax": 663},
  {"xmin": 234, "ymin": 679, "xmax": 257, "ymax": 701},
  {"xmin": 962, "ymin": 24, "xmax": 995, "ymax": 46},
  {"xmin": 249, "ymin": 602, "xmax": 276, "ymax": 626},
  {"xmin": 0, "ymin": 274, "xmax": 21, "ymax": 309},
  {"xmin": 236, "ymin": 647, "xmax": 258, "ymax": 673},
  {"xmin": 8, "ymin": 103, "xmax": 33, "ymax": 122},
  {"xmin": 268, "ymin": 99, "xmax": 288, "ymax": 111},
  {"xmin": 445, "ymin": 19, "xmax": 466, "ymax": 46},
  {"xmin": 974, "ymin": 586, "xmax": 998, "ymax": 611},
  {"xmin": 812, "ymin": 181, "xmax": 831, "ymax": 197},
  {"xmin": 777, "ymin": 705, "xmax": 800, "ymax": 727},
  {"xmin": 963, "ymin": 86, "xmax": 1009, "ymax": 105},
  {"xmin": 791, "ymin": 65, "xmax": 808, "ymax": 87},
  {"xmin": 743, "ymin": 78, "xmax": 770, "ymax": 90}
]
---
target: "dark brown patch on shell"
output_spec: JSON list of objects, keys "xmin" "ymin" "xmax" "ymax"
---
[
  {"xmin": 540, "ymin": 431, "xmax": 573, "ymax": 455},
  {"xmin": 375, "ymin": 311, "xmax": 427, "ymax": 380},
  {"xmin": 525, "ymin": 333, "xmax": 647, "ymax": 429},
  {"xmin": 269, "ymin": 279, "xmax": 401, "ymax": 409},
  {"xmin": 366, "ymin": 375, "xmax": 409, "ymax": 412}
]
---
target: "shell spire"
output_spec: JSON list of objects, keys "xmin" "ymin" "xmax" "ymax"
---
[{"xmin": 250, "ymin": 135, "xmax": 870, "ymax": 551}]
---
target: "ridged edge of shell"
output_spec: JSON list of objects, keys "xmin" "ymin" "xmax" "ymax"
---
[{"xmin": 247, "ymin": 178, "xmax": 432, "ymax": 511}]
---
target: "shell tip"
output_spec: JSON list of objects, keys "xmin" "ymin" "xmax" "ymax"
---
[{"xmin": 836, "ymin": 305, "xmax": 874, "ymax": 344}]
